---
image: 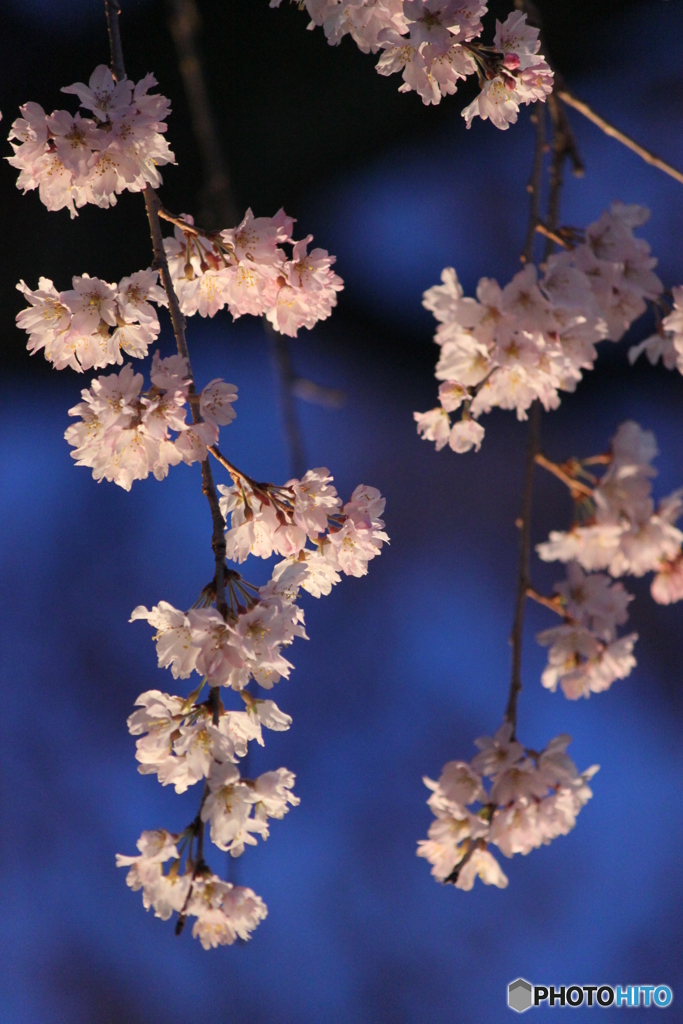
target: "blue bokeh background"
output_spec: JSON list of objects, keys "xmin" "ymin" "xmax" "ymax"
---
[{"xmin": 2, "ymin": 1, "xmax": 683, "ymax": 1021}]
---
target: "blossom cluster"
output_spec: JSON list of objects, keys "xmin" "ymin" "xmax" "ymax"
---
[
  {"xmin": 273, "ymin": 3, "xmax": 552, "ymax": 123},
  {"xmin": 630, "ymin": 284, "xmax": 683, "ymax": 375},
  {"xmin": 418, "ymin": 724, "xmax": 598, "ymax": 889},
  {"xmin": 65, "ymin": 354, "xmax": 237, "ymax": 490},
  {"xmin": 11, "ymin": 45, "xmax": 386, "ymax": 950},
  {"xmin": 127, "ymin": 689, "xmax": 292, "ymax": 793},
  {"xmin": 537, "ymin": 422, "xmax": 683, "ymax": 605},
  {"xmin": 132, "ymin": 571, "xmax": 308, "ymax": 692},
  {"xmin": 219, "ymin": 470, "xmax": 389, "ymax": 590},
  {"xmin": 7, "ymin": 65, "xmax": 173, "ymax": 217},
  {"xmin": 415, "ymin": 204, "xmax": 663, "ymax": 453},
  {"xmin": 164, "ymin": 209, "xmax": 343, "ymax": 336},
  {"xmin": 116, "ymin": 830, "xmax": 268, "ymax": 949},
  {"xmin": 123, "ymin": 471, "xmax": 387, "ymax": 941},
  {"xmin": 537, "ymin": 562, "xmax": 637, "ymax": 700},
  {"xmin": 127, "ymin": 690, "xmax": 298, "ymax": 855},
  {"xmin": 16, "ymin": 269, "xmax": 167, "ymax": 372}
]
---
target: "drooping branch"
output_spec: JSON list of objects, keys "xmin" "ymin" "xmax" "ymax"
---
[
  {"xmin": 143, "ymin": 187, "xmax": 229, "ymax": 619},
  {"xmin": 104, "ymin": 0, "xmax": 126, "ymax": 83},
  {"xmin": 104, "ymin": 0, "xmax": 228, "ymax": 619},
  {"xmin": 265, "ymin": 321, "xmax": 306, "ymax": 478},
  {"xmin": 163, "ymin": 0, "xmax": 310, "ymax": 477},
  {"xmin": 558, "ymin": 88, "xmax": 683, "ymax": 188},
  {"xmin": 167, "ymin": 0, "xmax": 238, "ymax": 228},
  {"xmin": 534, "ymin": 452, "xmax": 594, "ymax": 499},
  {"xmin": 505, "ymin": 401, "xmax": 540, "ymax": 737},
  {"xmin": 526, "ymin": 587, "xmax": 564, "ymax": 617},
  {"xmin": 520, "ymin": 106, "xmax": 546, "ymax": 265}
]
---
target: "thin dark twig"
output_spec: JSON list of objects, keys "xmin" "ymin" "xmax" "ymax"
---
[
  {"xmin": 546, "ymin": 74, "xmax": 584, "ymax": 179},
  {"xmin": 521, "ymin": 106, "xmax": 546, "ymax": 265},
  {"xmin": 265, "ymin": 320, "xmax": 306, "ymax": 478},
  {"xmin": 167, "ymin": 0, "xmax": 237, "ymax": 227},
  {"xmin": 505, "ymin": 401, "xmax": 540, "ymax": 737},
  {"xmin": 104, "ymin": 1, "xmax": 228, "ymax": 618},
  {"xmin": 443, "ymin": 838, "xmax": 485, "ymax": 886},
  {"xmin": 534, "ymin": 452, "xmax": 593, "ymax": 498},
  {"xmin": 526, "ymin": 587, "xmax": 564, "ymax": 617},
  {"xmin": 535, "ymin": 222, "xmax": 570, "ymax": 249},
  {"xmin": 104, "ymin": 0, "xmax": 126, "ymax": 82},
  {"xmin": 544, "ymin": 93, "xmax": 575, "ymax": 260},
  {"xmin": 143, "ymin": 187, "xmax": 229, "ymax": 619},
  {"xmin": 558, "ymin": 88, "xmax": 683, "ymax": 187},
  {"xmin": 164, "ymin": 0, "xmax": 310, "ymax": 473}
]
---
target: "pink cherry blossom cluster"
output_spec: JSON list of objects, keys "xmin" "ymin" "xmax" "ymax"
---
[
  {"xmin": 127, "ymin": 689, "xmax": 292, "ymax": 793},
  {"xmin": 64, "ymin": 355, "xmax": 237, "ymax": 490},
  {"xmin": 131, "ymin": 567, "xmax": 309, "ymax": 691},
  {"xmin": 124, "ymin": 479, "xmax": 386, "ymax": 938},
  {"xmin": 219, "ymin": 470, "xmax": 389, "ymax": 587},
  {"xmin": 10, "ymin": 25, "xmax": 385, "ymax": 949},
  {"xmin": 537, "ymin": 422, "xmax": 683, "ymax": 605},
  {"xmin": 7, "ymin": 65, "xmax": 174, "ymax": 217},
  {"xmin": 415, "ymin": 204, "xmax": 663, "ymax": 454},
  {"xmin": 126, "ymin": 690, "xmax": 299, "ymax": 857},
  {"xmin": 16, "ymin": 269, "xmax": 167, "ymax": 372},
  {"xmin": 630, "ymin": 284, "xmax": 683, "ymax": 375},
  {"xmin": 116, "ymin": 830, "xmax": 268, "ymax": 949},
  {"xmin": 537, "ymin": 562, "xmax": 637, "ymax": 700},
  {"xmin": 418, "ymin": 724, "xmax": 598, "ymax": 889},
  {"xmin": 273, "ymin": 3, "xmax": 552, "ymax": 123},
  {"xmin": 164, "ymin": 209, "xmax": 343, "ymax": 336}
]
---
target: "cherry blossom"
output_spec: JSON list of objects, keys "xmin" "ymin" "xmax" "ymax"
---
[
  {"xmin": 16, "ymin": 269, "xmax": 166, "ymax": 372},
  {"xmin": 276, "ymin": 3, "xmax": 557, "ymax": 124},
  {"xmin": 271, "ymin": 0, "xmax": 409, "ymax": 54},
  {"xmin": 188, "ymin": 877, "xmax": 267, "ymax": 948},
  {"xmin": 131, "ymin": 580, "xmax": 307, "ymax": 692},
  {"xmin": 126, "ymin": 689, "xmax": 292, "ymax": 793},
  {"xmin": 418, "ymin": 727, "xmax": 598, "ymax": 888},
  {"xmin": 64, "ymin": 355, "xmax": 237, "ymax": 490},
  {"xmin": 163, "ymin": 209, "xmax": 343, "ymax": 334},
  {"xmin": 536, "ymin": 422, "xmax": 683, "ymax": 587},
  {"xmin": 416, "ymin": 207, "xmax": 666, "ymax": 453},
  {"xmin": 219, "ymin": 474, "xmax": 388, "ymax": 581},
  {"xmin": 116, "ymin": 829, "xmax": 191, "ymax": 921},
  {"xmin": 202, "ymin": 763, "xmax": 299, "ymax": 856},
  {"xmin": 537, "ymin": 624, "xmax": 638, "ymax": 699},
  {"xmin": 629, "ymin": 285, "xmax": 683, "ymax": 374},
  {"xmin": 116, "ymin": 833, "xmax": 268, "ymax": 946},
  {"xmin": 8, "ymin": 65, "xmax": 173, "ymax": 216},
  {"xmin": 462, "ymin": 11, "xmax": 553, "ymax": 129}
]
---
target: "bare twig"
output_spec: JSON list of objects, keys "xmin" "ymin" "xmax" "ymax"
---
[
  {"xmin": 104, "ymin": 0, "xmax": 125, "ymax": 82},
  {"xmin": 443, "ymin": 838, "xmax": 485, "ymax": 886},
  {"xmin": 558, "ymin": 89, "xmax": 683, "ymax": 188},
  {"xmin": 167, "ymin": 0, "xmax": 238, "ymax": 228},
  {"xmin": 526, "ymin": 587, "xmax": 564, "ymax": 617},
  {"xmin": 265, "ymin": 320, "xmax": 306, "ymax": 478},
  {"xmin": 105, "ymin": 0, "xmax": 228, "ymax": 619},
  {"xmin": 144, "ymin": 187, "xmax": 229, "ymax": 619},
  {"xmin": 291, "ymin": 377, "xmax": 346, "ymax": 409},
  {"xmin": 534, "ymin": 222, "xmax": 570, "ymax": 250},
  {"xmin": 164, "ymin": 1, "xmax": 312, "ymax": 474},
  {"xmin": 544, "ymin": 96, "xmax": 569, "ymax": 259},
  {"xmin": 520, "ymin": 107, "xmax": 546, "ymax": 265},
  {"xmin": 208, "ymin": 444, "xmax": 260, "ymax": 490},
  {"xmin": 505, "ymin": 402, "xmax": 540, "ymax": 737},
  {"xmin": 534, "ymin": 452, "xmax": 594, "ymax": 499}
]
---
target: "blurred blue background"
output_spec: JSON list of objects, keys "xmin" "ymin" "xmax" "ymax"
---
[{"xmin": 1, "ymin": 0, "xmax": 683, "ymax": 1021}]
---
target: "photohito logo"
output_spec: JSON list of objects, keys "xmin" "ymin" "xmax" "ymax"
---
[{"xmin": 507, "ymin": 979, "xmax": 674, "ymax": 1012}]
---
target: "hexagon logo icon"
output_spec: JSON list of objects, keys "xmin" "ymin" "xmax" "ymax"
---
[{"xmin": 508, "ymin": 978, "xmax": 533, "ymax": 1013}]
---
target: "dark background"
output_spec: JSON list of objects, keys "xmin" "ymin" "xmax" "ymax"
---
[{"xmin": 1, "ymin": 1, "xmax": 683, "ymax": 1021}]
